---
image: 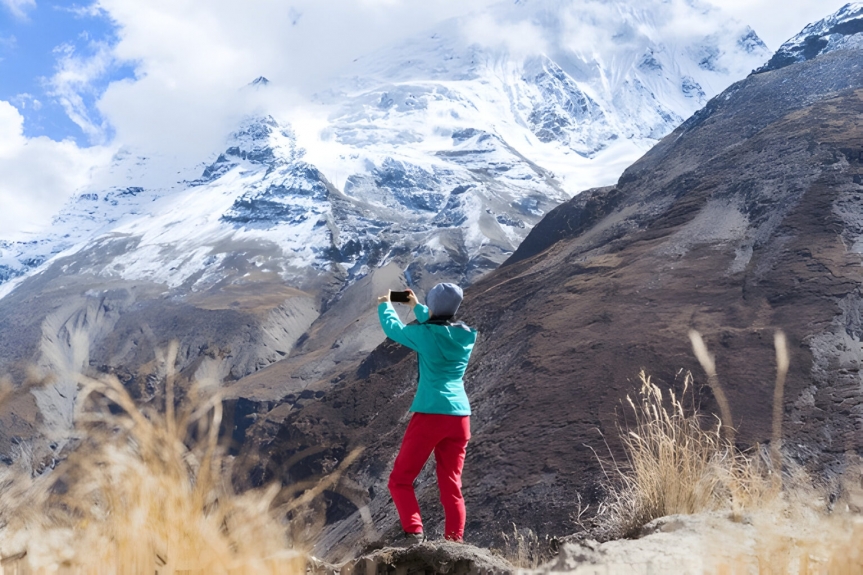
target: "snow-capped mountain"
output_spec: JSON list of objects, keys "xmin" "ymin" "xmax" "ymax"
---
[
  {"xmin": 1, "ymin": 113, "xmax": 568, "ymax": 302},
  {"xmin": 0, "ymin": 0, "xmax": 770, "ymax": 301},
  {"xmin": 313, "ymin": 0, "xmax": 768, "ymax": 183},
  {"xmin": 756, "ymin": 2, "xmax": 863, "ymax": 73},
  {"xmin": 362, "ymin": 4, "xmax": 758, "ymax": 131}
]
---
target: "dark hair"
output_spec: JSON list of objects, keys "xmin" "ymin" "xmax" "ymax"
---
[{"xmin": 427, "ymin": 315, "xmax": 454, "ymax": 325}]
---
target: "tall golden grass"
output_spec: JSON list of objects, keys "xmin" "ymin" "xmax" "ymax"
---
[
  {"xmin": 603, "ymin": 369, "xmax": 775, "ymax": 537},
  {"xmin": 0, "ymin": 342, "xmax": 309, "ymax": 574},
  {"xmin": 688, "ymin": 330, "xmax": 735, "ymax": 443},
  {"xmin": 605, "ymin": 329, "xmax": 863, "ymax": 573}
]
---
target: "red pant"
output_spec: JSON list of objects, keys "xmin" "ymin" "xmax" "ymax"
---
[{"xmin": 388, "ymin": 413, "xmax": 470, "ymax": 541}]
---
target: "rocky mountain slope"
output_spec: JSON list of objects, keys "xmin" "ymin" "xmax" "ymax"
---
[
  {"xmin": 756, "ymin": 2, "xmax": 863, "ymax": 73},
  {"xmin": 235, "ymin": 6, "xmax": 863, "ymax": 561},
  {"xmin": 0, "ymin": 2, "xmax": 768, "ymax": 458}
]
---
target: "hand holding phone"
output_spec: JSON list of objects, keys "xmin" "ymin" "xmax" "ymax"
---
[{"xmin": 390, "ymin": 290, "xmax": 412, "ymax": 303}]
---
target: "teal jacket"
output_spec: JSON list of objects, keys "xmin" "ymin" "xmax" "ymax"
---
[{"xmin": 378, "ymin": 302, "xmax": 477, "ymax": 416}]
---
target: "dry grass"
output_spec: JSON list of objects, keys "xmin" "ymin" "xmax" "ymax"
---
[
  {"xmin": 603, "ymin": 329, "xmax": 794, "ymax": 537},
  {"xmin": 599, "ymin": 329, "xmax": 863, "ymax": 573},
  {"xmin": 603, "ymin": 370, "xmax": 776, "ymax": 537},
  {"xmin": 688, "ymin": 330, "xmax": 735, "ymax": 443},
  {"xmin": 498, "ymin": 523, "xmax": 555, "ymax": 569},
  {"xmin": 0, "ymin": 342, "xmax": 309, "ymax": 574}
]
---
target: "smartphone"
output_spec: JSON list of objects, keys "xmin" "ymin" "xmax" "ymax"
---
[{"xmin": 390, "ymin": 290, "xmax": 412, "ymax": 303}]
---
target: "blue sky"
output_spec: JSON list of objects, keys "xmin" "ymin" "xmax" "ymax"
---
[{"xmin": 0, "ymin": 0, "xmax": 133, "ymax": 144}]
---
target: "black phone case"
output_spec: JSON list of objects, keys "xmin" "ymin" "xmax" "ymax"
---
[{"xmin": 390, "ymin": 291, "xmax": 411, "ymax": 303}]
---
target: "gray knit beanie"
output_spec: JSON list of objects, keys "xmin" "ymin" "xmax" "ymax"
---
[{"xmin": 426, "ymin": 283, "xmax": 463, "ymax": 317}]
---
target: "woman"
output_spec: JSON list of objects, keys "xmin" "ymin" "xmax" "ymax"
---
[{"xmin": 376, "ymin": 283, "xmax": 477, "ymax": 544}]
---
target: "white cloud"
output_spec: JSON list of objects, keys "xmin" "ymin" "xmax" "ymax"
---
[
  {"xmin": 0, "ymin": 34, "xmax": 16, "ymax": 50},
  {"xmin": 0, "ymin": 101, "xmax": 111, "ymax": 238},
  {"xmin": 453, "ymin": 0, "xmax": 740, "ymax": 71},
  {"xmin": 462, "ymin": 13, "xmax": 551, "ymax": 58},
  {"xmin": 11, "ymin": 93, "xmax": 41, "ymax": 111},
  {"xmin": 88, "ymin": 0, "xmax": 765, "ymax": 165},
  {"xmin": 1, "ymin": 0, "xmax": 35, "ymax": 19},
  {"xmin": 59, "ymin": 3, "xmax": 105, "ymax": 17},
  {"xmin": 48, "ymin": 40, "xmax": 117, "ymax": 143},
  {"xmin": 83, "ymin": 0, "xmax": 504, "ymax": 164},
  {"xmin": 706, "ymin": 0, "xmax": 851, "ymax": 50}
]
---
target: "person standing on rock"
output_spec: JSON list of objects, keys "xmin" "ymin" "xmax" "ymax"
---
[{"xmin": 376, "ymin": 283, "xmax": 477, "ymax": 545}]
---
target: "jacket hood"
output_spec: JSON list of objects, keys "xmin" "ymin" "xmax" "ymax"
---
[{"xmin": 427, "ymin": 322, "xmax": 477, "ymax": 361}]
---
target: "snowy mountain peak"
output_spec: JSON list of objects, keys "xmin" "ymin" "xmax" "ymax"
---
[
  {"xmin": 224, "ymin": 116, "xmax": 297, "ymax": 161},
  {"xmin": 199, "ymin": 116, "xmax": 300, "ymax": 182},
  {"xmin": 756, "ymin": 2, "xmax": 863, "ymax": 73},
  {"xmin": 737, "ymin": 28, "xmax": 769, "ymax": 55}
]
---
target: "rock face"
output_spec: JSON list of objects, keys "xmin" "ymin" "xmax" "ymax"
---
[
  {"xmin": 309, "ymin": 541, "xmax": 517, "ymax": 575},
  {"xmin": 240, "ymin": 39, "xmax": 863, "ymax": 559}
]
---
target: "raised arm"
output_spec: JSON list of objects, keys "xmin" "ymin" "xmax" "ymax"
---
[
  {"xmin": 378, "ymin": 302, "xmax": 423, "ymax": 351},
  {"xmin": 401, "ymin": 289, "xmax": 429, "ymax": 323}
]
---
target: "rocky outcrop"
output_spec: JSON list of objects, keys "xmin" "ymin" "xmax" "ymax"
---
[
  {"xmin": 534, "ymin": 513, "xmax": 796, "ymax": 574},
  {"xmin": 309, "ymin": 541, "xmax": 516, "ymax": 575}
]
